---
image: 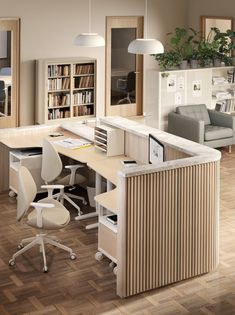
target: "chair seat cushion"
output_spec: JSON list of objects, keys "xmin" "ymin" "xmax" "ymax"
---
[
  {"xmin": 205, "ymin": 125, "xmax": 233, "ymax": 141},
  {"xmin": 27, "ymin": 198, "xmax": 70, "ymax": 230},
  {"xmin": 176, "ymin": 104, "xmax": 211, "ymax": 125}
]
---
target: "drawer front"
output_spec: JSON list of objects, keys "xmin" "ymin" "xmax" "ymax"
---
[{"xmin": 98, "ymin": 223, "xmax": 117, "ymax": 260}]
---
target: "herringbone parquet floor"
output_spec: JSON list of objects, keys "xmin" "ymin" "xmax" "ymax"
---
[{"xmin": 1, "ymin": 148, "xmax": 235, "ymax": 315}]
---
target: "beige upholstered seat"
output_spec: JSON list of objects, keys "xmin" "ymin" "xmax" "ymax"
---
[
  {"xmin": 27, "ymin": 198, "xmax": 70, "ymax": 229},
  {"xmin": 9, "ymin": 166, "xmax": 76, "ymax": 272},
  {"xmin": 41, "ymin": 139, "xmax": 87, "ymax": 218}
]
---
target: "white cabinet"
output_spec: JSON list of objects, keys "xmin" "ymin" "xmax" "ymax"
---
[
  {"xmin": 9, "ymin": 149, "xmax": 44, "ymax": 195},
  {"xmin": 154, "ymin": 66, "xmax": 234, "ymax": 130},
  {"xmin": 36, "ymin": 57, "xmax": 96, "ymax": 124}
]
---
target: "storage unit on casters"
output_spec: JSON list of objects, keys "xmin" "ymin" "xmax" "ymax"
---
[
  {"xmin": 94, "ymin": 189, "xmax": 118, "ymax": 275},
  {"xmin": 9, "ymin": 149, "xmax": 44, "ymax": 197}
]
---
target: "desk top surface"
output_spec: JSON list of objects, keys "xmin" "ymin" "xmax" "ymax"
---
[
  {"xmin": 88, "ymin": 155, "xmax": 132, "ymax": 185},
  {"xmin": 0, "ymin": 125, "xmax": 124, "ymax": 183}
]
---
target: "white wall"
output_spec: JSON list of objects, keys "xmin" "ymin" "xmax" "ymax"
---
[
  {"xmin": 0, "ymin": 0, "xmax": 188, "ymax": 126},
  {"xmin": 187, "ymin": 0, "xmax": 235, "ymax": 31}
]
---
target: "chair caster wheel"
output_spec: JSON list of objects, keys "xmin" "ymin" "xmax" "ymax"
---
[
  {"xmin": 43, "ymin": 266, "xmax": 48, "ymax": 273},
  {"xmin": 113, "ymin": 266, "xmax": 117, "ymax": 275},
  {"xmin": 17, "ymin": 243, "xmax": 24, "ymax": 250},
  {"xmin": 109, "ymin": 261, "xmax": 115, "ymax": 268},
  {"xmin": 9, "ymin": 259, "xmax": 15, "ymax": 267},
  {"xmin": 70, "ymin": 253, "xmax": 77, "ymax": 260},
  {"xmin": 95, "ymin": 252, "xmax": 103, "ymax": 261},
  {"xmin": 9, "ymin": 190, "xmax": 16, "ymax": 197}
]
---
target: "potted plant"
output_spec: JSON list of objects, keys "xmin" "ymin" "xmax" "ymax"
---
[
  {"xmin": 167, "ymin": 27, "xmax": 198, "ymax": 69},
  {"xmin": 153, "ymin": 51, "xmax": 181, "ymax": 70},
  {"xmin": 211, "ymin": 27, "xmax": 235, "ymax": 66}
]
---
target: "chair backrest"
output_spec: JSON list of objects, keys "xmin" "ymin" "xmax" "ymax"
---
[
  {"xmin": 126, "ymin": 71, "xmax": 135, "ymax": 93},
  {"xmin": 0, "ymin": 80, "xmax": 5, "ymax": 101},
  {"xmin": 176, "ymin": 104, "xmax": 211, "ymax": 125},
  {"xmin": 41, "ymin": 138, "xmax": 63, "ymax": 183},
  {"xmin": 17, "ymin": 166, "xmax": 37, "ymax": 221},
  {"xmin": 0, "ymin": 67, "xmax": 11, "ymax": 75}
]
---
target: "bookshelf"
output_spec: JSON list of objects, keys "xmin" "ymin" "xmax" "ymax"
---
[
  {"xmin": 212, "ymin": 66, "xmax": 235, "ymax": 114},
  {"xmin": 36, "ymin": 58, "xmax": 96, "ymax": 124}
]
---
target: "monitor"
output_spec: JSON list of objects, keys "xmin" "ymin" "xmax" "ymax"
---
[{"xmin": 148, "ymin": 134, "xmax": 165, "ymax": 164}]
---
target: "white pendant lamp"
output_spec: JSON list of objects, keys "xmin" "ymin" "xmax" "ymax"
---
[
  {"xmin": 74, "ymin": 0, "xmax": 105, "ymax": 47},
  {"xmin": 128, "ymin": 0, "xmax": 164, "ymax": 54}
]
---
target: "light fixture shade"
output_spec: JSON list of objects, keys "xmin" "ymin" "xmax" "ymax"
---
[
  {"xmin": 74, "ymin": 33, "xmax": 105, "ymax": 47},
  {"xmin": 128, "ymin": 38, "xmax": 164, "ymax": 55}
]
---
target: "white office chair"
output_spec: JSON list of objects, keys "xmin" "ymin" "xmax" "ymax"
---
[
  {"xmin": 9, "ymin": 166, "xmax": 76, "ymax": 272},
  {"xmin": 41, "ymin": 139, "xmax": 87, "ymax": 217}
]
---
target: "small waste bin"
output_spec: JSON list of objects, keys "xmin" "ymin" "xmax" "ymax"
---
[{"xmin": 87, "ymin": 186, "xmax": 96, "ymax": 207}]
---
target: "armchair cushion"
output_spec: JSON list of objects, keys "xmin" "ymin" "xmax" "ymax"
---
[
  {"xmin": 176, "ymin": 104, "xmax": 211, "ymax": 125},
  {"xmin": 204, "ymin": 125, "xmax": 233, "ymax": 141}
]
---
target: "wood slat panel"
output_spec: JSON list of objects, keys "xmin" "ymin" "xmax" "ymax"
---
[{"xmin": 123, "ymin": 161, "xmax": 219, "ymax": 297}]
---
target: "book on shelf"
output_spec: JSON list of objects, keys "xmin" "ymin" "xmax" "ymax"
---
[
  {"xmin": 48, "ymin": 64, "xmax": 70, "ymax": 77},
  {"xmin": 48, "ymin": 108, "xmax": 70, "ymax": 120},
  {"xmin": 73, "ymin": 63, "xmax": 94, "ymax": 75},
  {"xmin": 73, "ymin": 105, "xmax": 92, "ymax": 117},
  {"xmin": 74, "ymin": 76, "xmax": 94, "ymax": 89},
  {"xmin": 48, "ymin": 93, "xmax": 70, "ymax": 107},
  {"xmin": 73, "ymin": 90, "xmax": 93, "ymax": 105},
  {"xmin": 62, "ymin": 77, "xmax": 70, "ymax": 90},
  {"xmin": 215, "ymin": 99, "xmax": 235, "ymax": 113}
]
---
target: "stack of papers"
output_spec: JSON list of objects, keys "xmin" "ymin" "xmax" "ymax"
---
[
  {"xmin": 53, "ymin": 138, "xmax": 92, "ymax": 149},
  {"xmin": 212, "ymin": 76, "xmax": 228, "ymax": 85},
  {"xmin": 212, "ymin": 90, "xmax": 232, "ymax": 100}
]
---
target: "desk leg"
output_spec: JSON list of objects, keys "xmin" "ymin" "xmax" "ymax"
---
[
  {"xmin": 107, "ymin": 180, "xmax": 114, "ymax": 191},
  {"xmin": 76, "ymin": 173, "xmax": 102, "ymax": 228}
]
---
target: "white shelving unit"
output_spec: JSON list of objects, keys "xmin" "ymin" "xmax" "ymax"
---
[
  {"xmin": 212, "ymin": 66, "xmax": 235, "ymax": 114},
  {"xmin": 35, "ymin": 57, "xmax": 96, "ymax": 124},
  {"xmin": 9, "ymin": 149, "xmax": 44, "ymax": 195},
  {"xmin": 153, "ymin": 66, "xmax": 235, "ymax": 130}
]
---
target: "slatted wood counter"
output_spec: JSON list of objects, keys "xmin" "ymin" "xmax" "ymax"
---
[{"xmin": 100, "ymin": 117, "xmax": 221, "ymax": 298}]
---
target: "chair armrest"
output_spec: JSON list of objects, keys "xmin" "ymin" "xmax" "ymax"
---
[
  {"xmin": 41, "ymin": 184, "xmax": 64, "ymax": 190},
  {"xmin": 65, "ymin": 164, "xmax": 84, "ymax": 170},
  {"xmin": 41, "ymin": 184, "xmax": 64, "ymax": 199},
  {"xmin": 168, "ymin": 112, "xmax": 205, "ymax": 143},
  {"xmin": 30, "ymin": 202, "xmax": 54, "ymax": 208},
  {"xmin": 208, "ymin": 110, "xmax": 235, "ymax": 129},
  {"xmin": 65, "ymin": 164, "xmax": 85, "ymax": 186},
  {"xmin": 30, "ymin": 202, "xmax": 54, "ymax": 228}
]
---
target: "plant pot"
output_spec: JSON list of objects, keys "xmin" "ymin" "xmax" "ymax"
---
[
  {"xmin": 213, "ymin": 59, "xmax": 221, "ymax": 67},
  {"xmin": 179, "ymin": 60, "xmax": 188, "ymax": 70},
  {"xmin": 190, "ymin": 59, "xmax": 199, "ymax": 69}
]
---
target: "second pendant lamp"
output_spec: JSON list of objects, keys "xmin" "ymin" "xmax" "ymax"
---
[
  {"xmin": 128, "ymin": 0, "xmax": 164, "ymax": 55},
  {"xmin": 74, "ymin": 0, "xmax": 105, "ymax": 47}
]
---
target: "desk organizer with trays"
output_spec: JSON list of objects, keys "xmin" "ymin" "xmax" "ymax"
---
[{"xmin": 94, "ymin": 125, "xmax": 124, "ymax": 156}]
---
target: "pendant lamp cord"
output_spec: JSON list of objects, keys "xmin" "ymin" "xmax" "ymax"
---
[
  {"xmin": 145, "ymin": 0, "xmax": 148, "ymax": 38},
  {"xmin": 88, "ymin": 0, "xmax": 91, "ymax": 33}
]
